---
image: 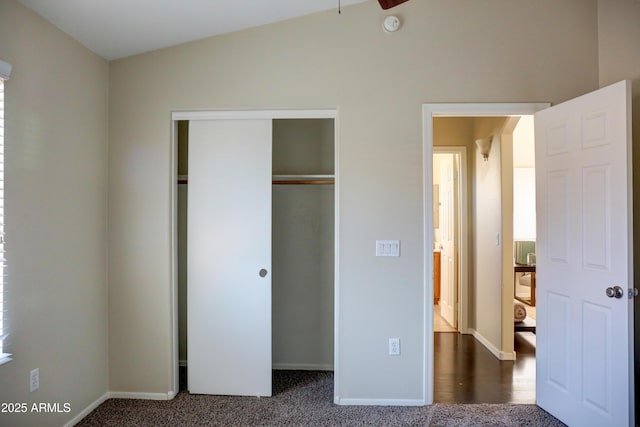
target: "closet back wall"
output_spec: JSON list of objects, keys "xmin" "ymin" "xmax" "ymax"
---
[
  {"xmin": 272, "ymin": 119, "xmax": 335, "ymax": 370},
  {"xmin": 177, "ymin": 120, "xmax": 188, "ymax": 366}
]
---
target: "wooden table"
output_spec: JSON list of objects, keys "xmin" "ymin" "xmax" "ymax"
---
[{"xmin": 514, "ymin": 264, "xmax": 536, "ymax": 306}]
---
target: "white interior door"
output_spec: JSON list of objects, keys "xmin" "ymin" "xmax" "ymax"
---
[
  {"xmin": 187, "ymin": 119, "xmax": 272, "ymax": 397},
  {"xmin": 535, "ymin": 80, "xmax": 634, "ymax": 426},
  {"xmin": 439, "ymin": 154, "xmax": 458, "ymax": 328}
]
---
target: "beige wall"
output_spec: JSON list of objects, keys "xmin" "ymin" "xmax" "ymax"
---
[
  {"xmin": 0, "ymin": 0, "xmax": 109, "ymax": 425},
  {"xmin": 596, "ymin": 0, "xmax": 640, "ymax": 420},
  {"xmin": 497, "ymin": 118, "xmax": 521, "ymax": 358},
  {"xmin": 107, "ymin": 0, "xmax": 599, "ymax": 400},
  {"xmin": 433, "ymin": 118, "xmax": 475, "ymax": 150},
  {"xmin": 471, "ymin": 118, "xmax": 508, "ymax": 353}
]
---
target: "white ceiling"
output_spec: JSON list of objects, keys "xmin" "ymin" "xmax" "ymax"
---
[{"xmin": 17, "ymin": 0, "xmax": 368, "ymax": 60}]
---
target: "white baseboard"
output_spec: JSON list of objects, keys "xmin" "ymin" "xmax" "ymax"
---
[
  {"xmin": 64, "ymin": 392, "xmax": 110, "ymax": 427},
  {"xmin": 469, "ymin": 328, "xmax": 516, "ymax": 361},
  {"xmin": 335, "ymin": 397, "xmax": 424, "ymax": 406},
  {"xmin": 272, "ymin": 363, "xmax": 333, "ymax": 371}
]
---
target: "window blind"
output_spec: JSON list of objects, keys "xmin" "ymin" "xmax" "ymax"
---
[{"xmin": 0, "ymin": 79, "xmax": 9, "ymax": 365}]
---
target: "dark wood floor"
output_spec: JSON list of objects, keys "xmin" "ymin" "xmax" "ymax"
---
[{"xmin": 434, "ymin": 332, "xmax": 536, "ymax": 404}]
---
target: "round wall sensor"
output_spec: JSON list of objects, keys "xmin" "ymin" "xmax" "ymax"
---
[{"xmin": 383, "ymin": 15, "xmax": 400, "ymax": 32}]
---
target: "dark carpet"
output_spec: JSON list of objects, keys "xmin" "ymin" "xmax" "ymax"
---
[{"xmin": 76, "ymin": 371, "xmax": 566, "ymax": 426}]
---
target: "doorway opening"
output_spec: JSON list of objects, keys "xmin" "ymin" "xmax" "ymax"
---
[
  {"xmin": 170, "ymin": 110, "xmax": 339, "ymax": 399},
  {"xmin": 423, "ymin": 103, "xmax": 549, "ymax": 405}
]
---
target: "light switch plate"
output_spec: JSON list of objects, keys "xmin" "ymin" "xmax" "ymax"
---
[{"xmin": 376, "ymin": 240, "xmax": 400, "ymax": 257}]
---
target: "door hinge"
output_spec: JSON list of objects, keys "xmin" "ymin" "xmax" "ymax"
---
[{"xmin": 629, "ymin": 288, "xmax": 639, "ymax": 299}]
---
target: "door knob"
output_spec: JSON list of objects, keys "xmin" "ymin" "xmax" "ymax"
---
[
  {"xmin": 605, "ymin": 285, "xmax": 624, "ymax": 299},
  {"xmin": 259, "ymin": 269, "xmax": 268, "ymax": 278}
]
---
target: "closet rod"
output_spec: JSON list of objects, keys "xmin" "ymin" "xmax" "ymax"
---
[
  {"xmin": 272, "ymin": 174, "xmax": 334, "ymax": 186},
  {"xmin": 272, "ymin": 179, "xmax": 335, "ymax": 185}
]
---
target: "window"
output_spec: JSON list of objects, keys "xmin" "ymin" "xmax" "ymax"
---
[{"xmin": 0, "ymin": 76, "xmax": 9, "ymax": 365}]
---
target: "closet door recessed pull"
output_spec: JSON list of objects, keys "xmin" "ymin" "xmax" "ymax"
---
[{"xmin": 259, "ymin": 269, "xmax": 268, "ymax": 278}]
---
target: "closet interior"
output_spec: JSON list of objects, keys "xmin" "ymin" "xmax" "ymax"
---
[
  {"xmin": 272, "ymin": 118, "xmax": 335, "ymax": 371},
  {"xmin": 177, "ymin": 117, "xmax": 335, "ymax": 389}
]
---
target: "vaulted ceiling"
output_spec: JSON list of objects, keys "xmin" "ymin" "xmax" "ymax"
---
[{"xmin": 17, "ymin": 0, "xmax": 368, "ymax": 60}]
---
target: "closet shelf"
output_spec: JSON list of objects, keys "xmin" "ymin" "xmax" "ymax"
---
[{"xmin": 272, "ymin": 174, "xmax": 335, "ymax": 185}]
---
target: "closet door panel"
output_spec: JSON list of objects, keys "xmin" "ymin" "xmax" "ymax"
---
[{"xmin": 188, "ymin": 119, "xmax": 272, "ymax": 396}]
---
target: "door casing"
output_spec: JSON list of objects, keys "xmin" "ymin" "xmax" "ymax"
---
[
  {"xmin": 169, "ymin": 109, "xmax": 339, "ymax": 398},
  {"xmin": 422, "ymin": 103, "xmax": 549, "ymax": 404}
]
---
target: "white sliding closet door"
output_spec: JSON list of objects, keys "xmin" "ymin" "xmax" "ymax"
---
[{"xmin": 188, "ymin": 119, "xmax": 272, "ymax": 397}]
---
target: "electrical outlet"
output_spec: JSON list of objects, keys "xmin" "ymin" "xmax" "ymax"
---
[
  {"xmin": 389, "ymin": 338, "xmax": 400, "ymax": 356},
  {"xmin": 30, "ymin": 368, "xmax": 39, "ymax": 392}
]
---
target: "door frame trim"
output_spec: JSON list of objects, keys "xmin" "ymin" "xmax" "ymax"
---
[
  {"xmin": 422, "ymin": 103, "xmax": 549, "ymax": 404},
  {"xmin": 169, "ymin": 109, "xmax": 339, "ymax": 398}
]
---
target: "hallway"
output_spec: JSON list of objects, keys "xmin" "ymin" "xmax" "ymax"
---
[{"xmin": 434, "ymin": 332, "xmax": 536, "ymax": 404}]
